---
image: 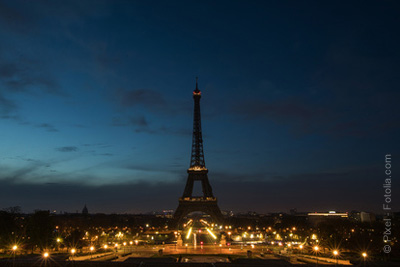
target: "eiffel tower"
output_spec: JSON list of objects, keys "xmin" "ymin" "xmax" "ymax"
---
[{"xmin": 174, "ymin": 78, "xmax": 224, "ymax": 225}]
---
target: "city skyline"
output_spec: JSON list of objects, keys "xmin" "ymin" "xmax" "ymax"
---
[{"xmin": 0, "ymin": 0, "xmax": 399, "ymax": 214}]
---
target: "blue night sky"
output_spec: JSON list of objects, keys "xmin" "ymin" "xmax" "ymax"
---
[{"xmin": 0, "ymin": 0, "xmax": 399, "ymax": 214}]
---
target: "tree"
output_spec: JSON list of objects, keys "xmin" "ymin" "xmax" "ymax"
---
[{"xmin": 25, "ymin": 210, "xmax": 54, "ymax": 251}]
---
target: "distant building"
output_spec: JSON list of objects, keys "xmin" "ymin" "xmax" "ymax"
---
[
  {"xmin": 308, "ymin": 211, "xmax": 348, "ymax": 225},
  {"xmin": 82, "ymin": 204, "xmax": 89, "ymax": 215},
  {"xmin": 360, "ymin": 211, "xmax": 376, "ymax": 223}
]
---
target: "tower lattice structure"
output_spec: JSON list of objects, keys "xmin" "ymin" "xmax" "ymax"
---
[{"xmin": 174, "ymin": 79, "xmax": 223, "ymax": 225}]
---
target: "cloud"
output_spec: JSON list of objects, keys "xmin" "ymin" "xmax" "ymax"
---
[
  {"xmin": 234, "ymin": 98, "xmax": 333, "ymax": 135},
  {"xmin": 0, "ymin": 60, "xmax": 62, "ymax": 95},
  {"xmin": 0, "ymin": 156, "xmax": 398, "ymax": 214},
  {"xmin": 111, "ymin": 115, "xmax": 190, "ymax": 136},
  {"xmin": 0, "ymin": 1, "xmax": 34, "ymax": 34},
  {"xmin": 0, "ymin": 163, "xmax": 397, "ymax": 214},
  {"xmin": 0, "ymin": 92, "xmax": 18, "ymax": 119},
  {"xmin": 99, "ymin": 153, "xmax": 113, "ymax": 157},
  {"xmin": 56, "ymin": 146, "xmax": 78, "ymax": 152},
  {"xmin": 36, "ymin": 123, "xmax": 58, "ymax": 132},
  {"xmin": 134, "ymin": 125, "xmax": 191, "ymax": 136},
  {"xmin": 116, "ymin": 89, "xmax": 166, "ymax": 111},
  {"xmin": 111, "ymin": 115, "xmax": 148, "ymax": 127},
  {"xmin": 233, "ymin": 94, "xmax": 400, "ymax": 137},
  {"xmin": 0, "ymin": 179, "xmax": 183, "ymax": 214}
]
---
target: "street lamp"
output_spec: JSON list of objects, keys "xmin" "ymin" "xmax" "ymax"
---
[
  {"xmin": 70, "ymin": 248, "xmax": 76, "ymax": 261},
  {"xmin": 299, "ymin": 245, "xmax": 303, "ymax": 255},
  {"xmin": 12, "ymin": 245, "xmax": 18, "ymax": 267},
  {"xmin": 362, "ymin": 252, "xmax": 367, "ymax": 267},
  {"xmin": 56, "ymin": 238, "xmax": 61, "ymax": 251},
  {"xmin": 90, "ymin": 246, "xmax": 94, "ymax": 260},
  {"xmin": 314, "ymin": 246, "xmax": 319, "ymax": 267},
  {"xmin": 333, "ymin": 250, "xmax": 339, "ymax": 266},
  {"xmin": 43, "ymin": 252, "xmax": 49, "ymax": 259}
]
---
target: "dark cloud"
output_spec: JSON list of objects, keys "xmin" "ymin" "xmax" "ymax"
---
[
  {"xmin": 211, "ymin": 165, "xmax": 400, "ymax": 213},
  {"xmin": 0, "ymin": 92, "xmax": 18, "ymax": 119},
  {"xmin": 0, "ymin": 163, "xmax": 397, "ymax": 214},
  {"xmin": 81, "ymin": 143, "xmax": 110, "ymax": 148},
  {"xmin": 36, "ymin": 123, "xmax": 58, "ymax": 132},
  {"xmin": 99, "ymin": 153, "xmax": 113, "ymax": 157},
  {"xmin": 0, "ymin": 1, "xmax": 33, "ymax": 33},
  {"xmin": 234, "ymin": 98, "xmax": 334, "ymax": 135},
  {"xmin": 116, "ymin": 89, "xmax": 166, "ymax": 110},
  {"xmin": 0, "ymin": 179, "xmax": 182, "ymax": 214},
  {"xmin": 112, "ymin": 115, "xmax": 189, "ymax": 136},
  {"xmin": 134, "ymin": 125, "xmax": 191, "ymax": 136},
  {"xmin": 130, "ymin": 115, "xmax": 148, "ymax": 127},
  {"xmin": 234, "ymin": 93, "xmax": 400, "ymax": 137},
  {"xmin": 0, "ymin": 60, "xmax": 62, "ymax": 95},
  {"xmin": 111, "ymin": 115, "xmax": 148, "ymax": 127},
  {"xmin": 56, "ymin": 146, "xmax": 79, "ymax": 152},
  {"xmin": 123, "ymin": 162, "xmax": 184, "ymax": 175}
]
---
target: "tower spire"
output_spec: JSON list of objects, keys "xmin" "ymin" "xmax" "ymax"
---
[{"xmin": 190, "ymin": 77, "xmax": 205, "ymax": 169}]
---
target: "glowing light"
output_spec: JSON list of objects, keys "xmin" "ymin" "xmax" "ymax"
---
[
  {"xmin": 206, "ymin": 228, "xmax": 217, "ymax": 239},
  {"xmin": 56, "ymin": 238, "xmax": 61, "ymax": 243},
  {"xmin": 314, "ymin": 246, "xmax": 319, "ymax": 251},
  {"xmin": 90, "ymin": 246, "xmax": 94, "ymax": 251},
  {"xmin": 186, "ymin": 227, "xmax": 192, "ymax": 239},
  {"xmin": 299, "ymin": 245, "xmax": 303, "ymax": 249},
  {"xmin": 333, "ymin": 250, "xmax": 339, "ymax": 256},
  {"xmin": 311, "ymin": 234, "xmax": 317, "ymax": 240},
  {"xmin": 43, "ymin": 252, "xmax": 49, "ymax": 258},
  {"xmin": 104, "ymin": 245, "xmax": 108, "ymax": 249},
  {"xmin": 71, "ymin": 248, "xmax": 76, "ymax": 254},
  {"xmin": 129, "ymin": 241, "xmax": 133, "ymax": 245},
  {"xmin": 123, "ymin": 242, "xmax": 127, "ymax": 246},
  {"xmin": 362, "ymin": 252, "xmax": 367, "ymax": 258}
]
